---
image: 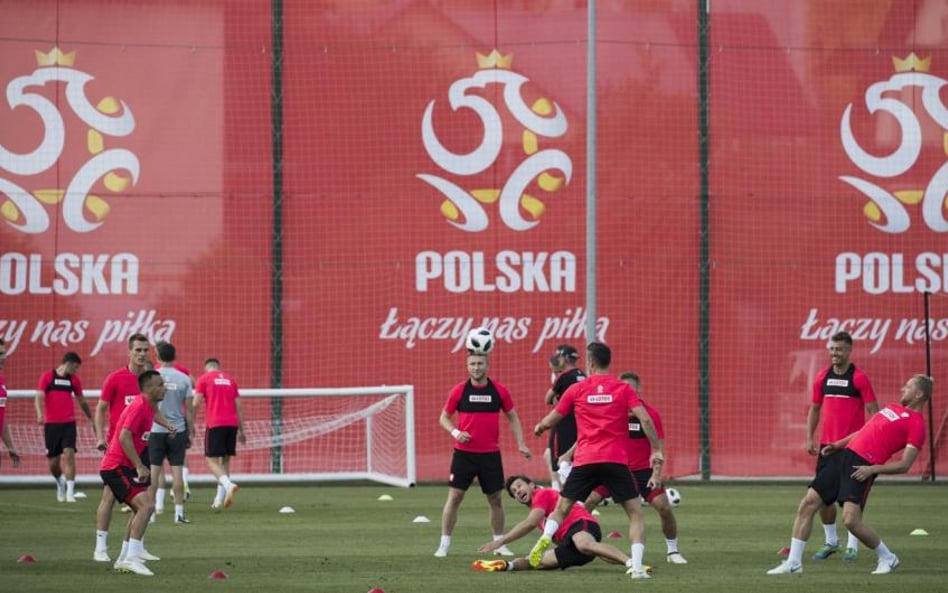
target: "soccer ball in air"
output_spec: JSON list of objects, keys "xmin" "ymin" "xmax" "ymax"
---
[
  {"xmin": 465, "ymin": 327, "xmax": 494, "ymax": 354},
  {"xmin": 665, "ymin": 487, "xmax": 681, "ymax": 507}
]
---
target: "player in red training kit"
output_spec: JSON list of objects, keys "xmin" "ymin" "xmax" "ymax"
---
[
  {"xmin": 572, "ymin": 371, "xmax": 687, "ymax": 565},
  {"xmin": 768, "ymin": 374, "xmax": 932, "ymax": 576},
  {"xmin": 434, "ymin": 350, "xmax": 532, "ymax": 558},
  {"xmin": 532, "ymin": 342, "xmax": 663, "ymax": 579},
  {"xmin": 0, "ymin": 339, "xmax": 21, "ymax": 469},
  {"xmin": 100, "ymin": 370, "xmax": 166, "ymax": 576},
  {"xmin": 93, "ymin": 333, "xmax": 169, "ymax": 563},
  {"xmin": 35, "ymin": 351, "xmax": 92, "ymax": 502},
  {"xmin": 193, "ymin": 358, "xmax": 244, "ymax": 509},
  {"xmin": 474, "ymin": 474, "xmax": 635, "ymax": 573},
  {"xmin": 806, "ymin": 331, "xmax": 878, "ymax": 562}
]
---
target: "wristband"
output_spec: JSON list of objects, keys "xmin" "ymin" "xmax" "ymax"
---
[{"xmin": 451, "ymin": 428, "xmax": 461, "ymax": 440}]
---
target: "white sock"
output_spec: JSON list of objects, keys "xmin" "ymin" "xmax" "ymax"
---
[
  {"xmin": 66, "ymin": 480, "xmax": 75, "ymax": 497},
  {"xmin": 439, "ymin": 535, "xmax": 451, "ymax": 550},
  {"xmin": 156, "ymin": 488, "xmax": 167, "ymax": 510},
  {"xmin": 666, "ymin": 538, "xmax": 679, "ymax": 554},
  {"xmin": 95, "ymin": 530, "xmax": 109, "ymax": 552},
  {"xmin": 823, "ymin": 523, "xmax": 838, "ymax": 546},
  {"xmin": 218, "ymin": 475, "xmax": 233, "ymax": 490},
  {"xmin": 128, "ymin": 539, "xmax": 144, "ymax": 558},
  {"xmin": 492, "ymin": 534, "xmax": 506, "ymax": 546},
  {"xmin": 175, "ymin": 503, "xmax": 184, "ymax": 517},
  {"xmin": 788, "ymin": 537, "xmax": 806, "ymax": 566},
  {"xmin": 182, "ymin": 466, "xmax": 190, "ymax": 482},
  {"xmin": 55, "ymin": 476, "xmax": 66, "ymax": 489},
  {"xmin": 874, "ymin": 540, "xmax": 893, "ymax": 560},
  {"xmin": 542, "ymin": 519, "xmax": 559, "ymax": 538},
  {"xmin": 118, "ymin": 540, "xmax": 129, "ymax": 562},
  {"xmin": 630, "ymin": 543, "xmax": 644, "ymax": 569},
  {"xmin": 215, "ymin": 484, "xmax": 226, "ymax": 502},
  {"xmin": 846, "ymin": 531, "xmax": 859, "ymax": 550}
]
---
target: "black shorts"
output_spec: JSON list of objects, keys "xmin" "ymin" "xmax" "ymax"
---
[
  {"xmin": 836, "ymin": 449, "xmax": 875, "ymax": 510},
  {"xmin": 553, "ymin": 519, "xmax": 600, "ymax": 569},
  {"xmin": 561, "ymin": 462, "xmax": 638, "ymax": 503},
  {"xmin": 100, "ymin": 465, "xmax": 148, "ymax": 505},
  {"xmin": 630, "ymin": 468, "xmax": 666, "ymax": 502},
  {"xmin": 205, "ymin": 426, "xmax": 238, "ymax": 458},
  {"xmin": 547, "ymin": 414, "xmax": 577, "ymax": 470},
  {"xmin": 148, "ymin": 431, "xmax": 187, "ymax": 466},
  {"xmin": 809, "ymin": 448, "xmax": 845, "ymax": 506},
  {"xmin": 448, "ymin": 449, "xmax": 504, "ymax": 494},
  {"xmin": 44, "ymin": 422, "xmax": 78, "ymax": 457}
]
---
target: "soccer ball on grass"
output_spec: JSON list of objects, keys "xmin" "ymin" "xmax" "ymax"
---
[{"xmin": 465, "ymin": 327, "xmax": 494, "ymax": 354}]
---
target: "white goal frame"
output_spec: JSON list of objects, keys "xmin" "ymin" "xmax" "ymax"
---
[{"xmin": 2, "ymin": 385, "xmax": 416, "ymax": 488}]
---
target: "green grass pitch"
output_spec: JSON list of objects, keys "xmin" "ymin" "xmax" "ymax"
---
[{"xmin": 1, "ymin": 481, "xmax": 945, "ymax": 593}]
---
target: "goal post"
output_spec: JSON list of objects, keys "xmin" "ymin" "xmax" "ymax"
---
[{"xmin": 1, "ymin": 385, "xmax": 416, "ymax": 488}]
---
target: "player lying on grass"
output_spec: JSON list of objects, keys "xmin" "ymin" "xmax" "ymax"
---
[{"xmin": 473, "ymin": 475, "xmax": 643, "ymax": 577}]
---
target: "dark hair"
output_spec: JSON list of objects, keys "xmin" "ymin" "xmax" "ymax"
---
[
  {"xmin": 618, "ymin": 370, "xmax": 640, "ymax": 388},
  {"xmin": 128, "ymin": 333, "xmax": 149, "ymax": 348},
  {"xmin": 156, "ymin": 342, "xmax": 176, "ymax": 363},
  {"xmin": 137, "ymin": 369, "xmax": 161, "ymax": 390},
  {"xmin": 62, "ymin": 351, "xmax": 82, "ymax": 365},
  {"xmin": 204, "ymin": 358, "xmax": 221, "ymax": 368},
  {"xmin": 586, "ymin": 342, "xmax": 612, "ymax": 369},
  {"xmin": 554, "ymin": 344, "xmax": 580, "ymax": 360},
  {"xmin": 830, "ymin": 331, "xmax": 853, "ymax": 345},
  {"xmin": 504, "ymin": 474, "xmax": 533, "ymax": 498}
]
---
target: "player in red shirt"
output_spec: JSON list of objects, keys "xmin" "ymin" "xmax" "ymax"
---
[
  {"xmin": 99, "ymin": 369, "xmax": 165, "ymax": 576},
  {"xmin": 532, "ymin": 342, "xmax": 663, "ymax": 579},
  {"xmin": 434, "ymin": 350, "xmax": 532, "ymax": 558},
  {"xmin": 806, "ymin": 331, "xmax": 878, "ymax": 562},
  {"xmin": 473, "ymin": 474, "xmax": 635, "ymax": 573},
  {"xmin": 193, "ymin": 358, "xmax": 244, "ymax": 509},
  {"xmin": 35, "ymin": 351, "xmax": 92, "ymax": 502},
  {"xmin": 0, "ymin": 339, "xmax": 21, "ymax": 470},
  {"xmin": 768, "ymin": 374, "xmax": 931, "ymax": 576},
  {"xmin": 93, "ymin": 333, "xmax": 164, "ymax": 563},
  {"xmin": 574, "ymin": 371, "xmax": 688, "ymax": 565}
]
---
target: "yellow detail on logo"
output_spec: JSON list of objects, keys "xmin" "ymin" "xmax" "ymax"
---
[
  {"xmin": 476, "ymin": 49, "xmax": 513, "ymax": 70},
  {"xmin": 35, "ymin": 47, "xmax": 76, "ymax": 67},
  {"xmin": 893, "ymin": 190, "xmax": 923, "ymax": 205},
  {"xmin": 892, "ymin": 52, "xmax": 930, "ymax": 73}
]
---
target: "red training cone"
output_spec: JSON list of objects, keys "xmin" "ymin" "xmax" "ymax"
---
[
  {"xmin": 209, "ymin": 570, "xmax": 228, "ymax": 579},
  {"xmin": 777, "ymin": 547, "xmax": 790, "ymax": 556},
  {"xmin": 17, "ymin": 554, "xmax": 36, "ymax": 564},
  {"xmin": 368, "ymin": 589, "xmax": 386, "ymax": 593},
  {"xmin": 607, "ymin": 530, "xmax": 623, "ymax": 538}
]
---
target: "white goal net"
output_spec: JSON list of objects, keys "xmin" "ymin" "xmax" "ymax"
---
[{"xmin": 2, "ymin": 385, "xmax": 415, "ymax": 488}]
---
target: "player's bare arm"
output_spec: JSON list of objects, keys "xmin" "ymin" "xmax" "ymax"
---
[
  {"xmin": 439, "ymin": 409, "xmax": 470, "ymax": 443},
  {"xmin": 34, "ymin": 390, "xmax": 44, "ymax": 424},
  {"xmin": 505, "ymin": 410, "xmax": 532, "ymax": 458},
  {"xmin": 852, "ymin": 445, "xmax": 920, "ymax": 481},
  {"xmin": 533, "ymin": 409, "xmax": 563, "ymax": 436},
  {"xmin": 236, "ymin": 398, "xmax": 247, "ymax": 444},
  {"xmin": 478, "ymin": 508, "xmax": 544, "ymax": 552},
  {"xmin": 94, "ymin": 399, "xmax": 109, "ymax": 450},
  {"xmin": 805, "ymin": 404, "xmax": 821, "ymax": 455}
]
